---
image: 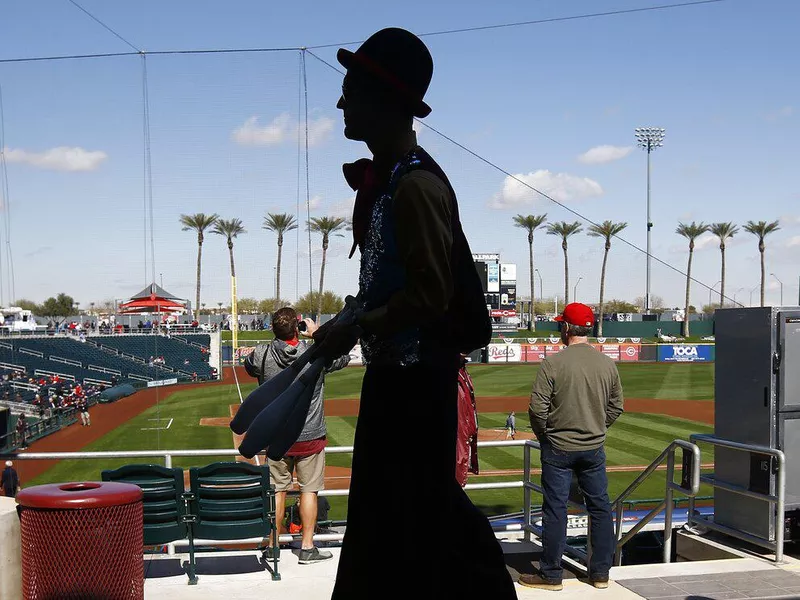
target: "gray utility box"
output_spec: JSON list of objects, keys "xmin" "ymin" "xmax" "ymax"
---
[{"xmin": 715, "ymin": 307, "xmax": 800, "ymax": 542}]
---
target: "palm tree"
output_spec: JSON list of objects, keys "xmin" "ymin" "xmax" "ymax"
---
[
  {"xmin": 262, "ymin": 213, "xmax": 298, "ymax": 303},
  {"xmin": 546, "ymin": 221, "xmax": 583, "ymax": 304},
  {"xmin": 743, "ymin": 220, "xmax": 780, "ymax": 307},
  {"xmin": 587, "ymin": 221, "xmax": 628, "ymax": 336},
  {"xmin": 180, "ymin": 213, "xmax": 219, "ymax": 319},
  {"xmin": 513, "ymin": 214, "xmax": 547, "ymax": 330},
  {"xmin": 308, "ymin": 216, "xmax": 348, "ymax": 320},
  {"xmin": 211, "ymin": 218, "xmax": 246, "ymax": 278},
  {"xmin": 676, "ymin": 222, "xmax": 710, "ymax": 337},
  {"xmin": 710, "ymin": 222, "xmax": 739, "ymax": 307}
]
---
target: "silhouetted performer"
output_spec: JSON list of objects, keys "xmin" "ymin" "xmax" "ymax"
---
[{"xmin": 314, "ymin": 27, "xmax": 517, "ymax": 599}]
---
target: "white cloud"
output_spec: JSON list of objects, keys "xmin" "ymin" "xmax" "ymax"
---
[
  {"xmin": 3, "ymin": 146, "xmax": 107, "ymax": 172},
  {"xmin": 232, "ymin": 113, "xmax": 334, "ymax": 147},
  {"xmin": 693, "ymin": 234, "xmax": 718, "ymax": 251},
  {"xmin": 308, "ymin": 195, "xmax": 322, "ymax": 211},
  {"xmin": 787, "ymin": 236, "xmax": 800, "ymax": 248},
  {"xmin": 780, "ymin": 215, "xmax": 800, "ymax": 227},
  {"xmin": 765, "ymin": 106, "xmax": 794, "ymax": 122},
  {"xmin": 489, "ymin": 170, "xmax": 603, "ymax": 209},
  {"xmin": 577, "ymin": 145, "xmax": 633, "ymax": 165}
]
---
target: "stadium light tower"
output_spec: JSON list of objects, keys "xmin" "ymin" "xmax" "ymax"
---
[
  {"xmin": 635, "ymin": 127, "xmax": 666, "ymax": 315},
  {"xmin": 771, "ymin": 273, "xmax": 784, "ymax": 306}
]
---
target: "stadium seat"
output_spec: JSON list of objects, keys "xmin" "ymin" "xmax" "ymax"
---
[
  {"xmin": 101, "ymin": 464, "xmax": 199, "ymax": 585},
  {"xmin": 188, "ymin": 462, "xmax": 279, "ymax": 581}
]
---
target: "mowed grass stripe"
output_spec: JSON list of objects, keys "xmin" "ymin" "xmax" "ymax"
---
[{"xmin": 620, "ymin": 413, "xmax": 713, "ymax": 437}]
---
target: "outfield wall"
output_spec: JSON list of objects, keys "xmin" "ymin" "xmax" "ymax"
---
[{"xmin": 226, "ymin": 342, "xmax": 715, "ymax": 365}]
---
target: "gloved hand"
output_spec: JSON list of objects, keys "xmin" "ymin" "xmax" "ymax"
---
[{"xmin": 312, "ymin": 295, "xmax": 360, "ymax": 345}]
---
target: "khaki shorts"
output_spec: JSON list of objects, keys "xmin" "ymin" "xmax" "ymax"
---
[{"xmin": 268, "ymin": 451, "xmax": 325, "ymax": 493}]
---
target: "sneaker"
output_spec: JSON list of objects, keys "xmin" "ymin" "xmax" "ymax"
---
[
  {"xmin": 261, "ymin": 546, "xmax": 280, "ymax": 561},
  {"xmin": 298, "ymin": 547, "xmax": 333, "ymax": 565},
  {"xmin": 589, "ymin": 576, "xmax": 610, "ymax": 589},
  {"xmin": 518, "ymin": 574, "xmax": 563, "ymax": 591}
]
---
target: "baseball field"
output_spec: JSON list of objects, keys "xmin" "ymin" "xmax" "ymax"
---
[{"xmin": 18, "ymin": 362, "xmax": 715, "ymax": 521}]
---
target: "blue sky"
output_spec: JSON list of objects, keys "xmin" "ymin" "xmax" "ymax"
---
[{"xmin": 0, "ymin": 0, "xmax": 798, "ymax": 311}]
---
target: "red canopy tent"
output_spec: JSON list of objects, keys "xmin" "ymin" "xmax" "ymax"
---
[{"xmin": 118, "ymin": 283, "xmax": 187, "ymax": 314}]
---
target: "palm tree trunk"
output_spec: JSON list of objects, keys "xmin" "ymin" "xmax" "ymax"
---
[
  {"xmin": 195, "ymin": 236, "xmax": 203, "ymax": 321},
  {"xmin": 719, "ymin": 245, "xmax": 725, "ymax": 307},
  {"xmin": 317, "ymin": 239, "xmax": 327, "ymax": 321},
  {"xmin": 228, "ymin": 243, "xmax": 236, "ymax": 279},
  {"xmin": 563, "ymin": 242, "xmax": 569, "ymax": 304},
  {"xmin": 760, "ymin": 247, "xmax": 765, "ymax": 307},
  {"xmin": 276, "ymin": 235, "xmax": 283, "ymax": 302},
  {"xmin": 529, "ymin": 235, "xmax": 536, "ymax": 331},
  {"xmin": 684, "ymin": 249, "xmax": 693, "ymax": 337},
  {"xmin": 598, "ymin": 246, "xmax": 609, "ymax": 336}
]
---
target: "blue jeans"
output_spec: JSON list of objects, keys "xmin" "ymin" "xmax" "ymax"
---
[{"xmin": 539, "ymin": 441, "xmax": 613, "ymax": 581}]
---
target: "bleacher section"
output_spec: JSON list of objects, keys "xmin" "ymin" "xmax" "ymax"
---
[{"xmin": 92, "ymin": 334, "xmax": 213, "ymax": 379}]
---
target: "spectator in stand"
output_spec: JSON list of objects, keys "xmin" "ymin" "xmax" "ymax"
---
[
  {"xmin": 14, "ymin": 391, "xmax": 23, "ymax": 403},
  {"xmin": 16, "ymin": 415, "xmax": 28, "ymax": 449},
  {"xmin": 2, "ymin": 461, "xmax": 19, "ymax": 498}
]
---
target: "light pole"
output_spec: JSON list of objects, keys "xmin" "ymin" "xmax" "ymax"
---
[
  {"xmin": 750, "ymin": 285, "xmax": 759, "ymax": 307},
  {"xmin": 771, "ymin": 273, "xmax": 784, "ymax": 306},
  {"xmin": 574, "ymin": 276, "xmax": 583, "ymax": 303},
  {"xmin": 709, "ymin": 280, "xmax": 722, "ymax": 308},
  {"xmin": 534, "ymin": 269, "xmax": 544, "ymax": 315},
  {"xmin": 733, "ymin": 287, "xmax": 745, "ymax": 307},
  {"xmin": 635, "ymin": 126, "xmax": 666, "ymax": 315}
]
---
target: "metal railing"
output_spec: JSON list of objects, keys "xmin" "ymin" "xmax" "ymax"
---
[
  {"xmin": 612, "ymin": 439, "xmax": 700, "ymax": 565},
  {"xmin": 2, "ymin": 438, "xmax": 701, "ymax": 562},
  {"xmin": 688, "ymin": 434, "xmax": 785, "ymax": 563},
  {"xmin": 520, "ymin": 439, "xmax": 701, "ymax": 572}
]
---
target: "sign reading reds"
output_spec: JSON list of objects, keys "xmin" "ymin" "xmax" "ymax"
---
[{"xmin": 490, "ymin": 309, "xmax": 517, "ymax": 318}]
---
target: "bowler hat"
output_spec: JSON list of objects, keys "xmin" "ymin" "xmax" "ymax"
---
[{"xmin": 337, "ymin": 27, "xmax": 433, "ymax": 118}]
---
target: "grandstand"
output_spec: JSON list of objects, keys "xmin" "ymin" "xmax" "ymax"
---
[{"xmin": 0, "ymin": 334, "xmax": 216, "ymax": 387}]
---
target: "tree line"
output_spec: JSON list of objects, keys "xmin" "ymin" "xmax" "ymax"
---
[
  {"xmin": 513, "ymin": 215, "xmax": 781, "ymax": 336},
  {"xmin": 179, "ymin": 212, "xmax": 348, "ymax": 323}
]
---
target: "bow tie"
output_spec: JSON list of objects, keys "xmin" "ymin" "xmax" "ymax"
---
[{"xmin": 342, "ymin": 158, "xmax": 382, "ymax": 259}]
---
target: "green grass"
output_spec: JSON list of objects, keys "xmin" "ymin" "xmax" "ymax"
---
[
  {"xmin": 28, "ymin": 362, "xmax": 715, "ymax": 520},
  {"xmin": 27, "ymin": 384, "xmax": 243, "ymax": 487},
  {"xmin": 321, "ymin": 362, "xmax": 715, "ymax": 401},
  {"xmin": 223, "ymin": 330, "xmax": 274, "ymax": 341}
]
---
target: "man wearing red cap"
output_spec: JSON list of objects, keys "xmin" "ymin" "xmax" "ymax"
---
[
  {"xmin": 315, "ymin": 27, "xmax": 516, "ymax": 600},
  {"xmin": 520, "ymin": 303, "xmax": 623, "ymax": 591}
]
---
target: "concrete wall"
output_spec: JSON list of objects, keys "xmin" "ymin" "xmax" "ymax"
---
[{"xmin": 0, "ymin": 496, "xmax": 22, "ymax": 600}]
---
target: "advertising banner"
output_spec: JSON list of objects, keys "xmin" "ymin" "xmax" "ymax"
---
[
  {"xmin": 500, "ymin": 263, "xmax": 517, "ymax": 284},
  {"xmin": 490, "ymin": 309, "xmax": 517, "ymax": 318},
  {"xmin": 657, "ymin": 344, "xmax": 714, "ymax": 363},
  {"xmin": 545, "ymin": 344, "xmax": 565, "ymax": 357},
  {"xmin": 500, "ymin": 284, "xmax": 516, "ymax": 309},
  {"xmin": 487, "ymin": 263, "xmax": 500, "ymax": 292},
  {"xmin": 522, "ymin": 344, "xmax": 545, "ymax": 362},
  {"xmin": 488, "ymin": 343, "xmax": 521, "ymax": 362},
  {"xmin": 592, "ymin": 343, "xmax": 621, "ymax": 360},
  {"xmin": 619, "ymin": 344, "xmax": 641, "ymax": 362},
  {"xmin": 147, "ymin": 378, "xmax": 179, "ymax": 388}
]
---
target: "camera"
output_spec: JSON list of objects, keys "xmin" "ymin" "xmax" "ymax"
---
[{"xmin": 297, "ymin": 320, "xmax": 307, "ymax": 333}]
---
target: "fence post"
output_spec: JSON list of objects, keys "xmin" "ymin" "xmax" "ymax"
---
[
  {"xmin": 662, "ymin": 449, "xmax": 675, "ymax": 563},
  {"xmin": 523, "ymin": 443, "xmax": 531, "ymax": 544}
]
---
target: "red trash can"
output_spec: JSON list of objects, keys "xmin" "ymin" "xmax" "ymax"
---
[{"xmin": 17, "ymin": 481, "xmax": 144, "ymax": 600}]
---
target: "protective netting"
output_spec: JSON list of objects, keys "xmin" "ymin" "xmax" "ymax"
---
[{"xmin": 20, "ymin": 501, "xmax": 144, "ymax": 600}]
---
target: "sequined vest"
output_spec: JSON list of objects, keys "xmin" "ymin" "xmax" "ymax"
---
[{"xmin": 358, "ymin": 147, "xmax": 439, "ymax": 367}]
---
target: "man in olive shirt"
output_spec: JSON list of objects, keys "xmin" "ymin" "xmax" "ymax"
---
[{"xmin": 520, "ymin": 303, "xmax": 623, "ymax": 591}]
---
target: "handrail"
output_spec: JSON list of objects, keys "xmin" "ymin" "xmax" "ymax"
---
[
  {"xmin": 612, "ymin": 439, "xmax": 700, "ymax": 564},
  {"xmin": 688, "ymin": 433, "xmax": 785, "ymax": 563}
]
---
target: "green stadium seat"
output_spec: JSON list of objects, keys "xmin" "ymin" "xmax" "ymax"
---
[
  {"xmin": 188, "ymin": 461, "xmax": 280, "ymax": 581},
  {"xmin": 102, "ymin": 464, "xmax": 199, "ymax": 585}
]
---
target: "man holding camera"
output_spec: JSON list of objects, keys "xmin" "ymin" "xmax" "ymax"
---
[{"xmin": 244, "ymin": 307, "xmax": 350, "ymax": 564}]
